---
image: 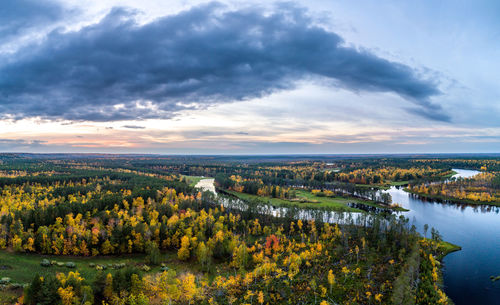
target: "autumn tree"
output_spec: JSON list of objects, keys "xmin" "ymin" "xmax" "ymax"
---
[{"xmin": 177, "ymin": 235, "xmax": 190, "ymax": 261}]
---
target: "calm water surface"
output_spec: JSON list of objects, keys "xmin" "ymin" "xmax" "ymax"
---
[{"xmin": 388, "ymin": 169, "xmax": 500, "ymax": 305}]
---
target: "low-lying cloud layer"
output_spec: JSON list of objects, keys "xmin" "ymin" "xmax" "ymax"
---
[
  {"xmin": 0, "ymin": 138, "xmax": 47, "ymax": 150},
  {"xmin": 0, "ymin": 2, "xmax": 447, "ymax": 122}
]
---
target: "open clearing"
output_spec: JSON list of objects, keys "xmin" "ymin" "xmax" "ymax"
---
[
  {"xmin": 224, "ymin": 189, "xmax": 403, "ymax": 212},
  {"xmin": 0, "ymin": 250, "xmax": 198, "ymax": 284}
]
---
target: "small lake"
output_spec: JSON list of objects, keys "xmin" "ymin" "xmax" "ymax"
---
[
  {"xmin": 196, "ymin": 169, "xmax": 500, "ymax": 304},
  {"xmin": 387, "ymin": 169, "xmax": 500, "ymax": 305}
]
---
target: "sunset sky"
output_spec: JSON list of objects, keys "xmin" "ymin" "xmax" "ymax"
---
[{"xmin": 1, "ymin": 0, "xmax": 499, "ymax": 153}]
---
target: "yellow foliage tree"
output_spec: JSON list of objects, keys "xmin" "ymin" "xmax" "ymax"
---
[{"xmin": 177, "ymin": 235, "xmax": 190, "ymax": 261}]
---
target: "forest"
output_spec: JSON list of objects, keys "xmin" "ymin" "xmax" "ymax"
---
[
  {"xmin": 407, "ymin": 172, "xmax": 500, "ymax": 205},
  {"xmin": 0, "ymin": 153, "xmax": 497, "ymax": 304}
]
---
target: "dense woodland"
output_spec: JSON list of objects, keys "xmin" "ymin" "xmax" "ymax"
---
[
  {"xmin": 408, "ymin": 172, "xmax": 500, "ymax": 204},
  {"xmin": 0, "ymin": 154, "xmax": 498, "ymax": 304}
]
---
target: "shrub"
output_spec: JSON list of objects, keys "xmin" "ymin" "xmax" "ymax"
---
[
  {"xmin": 89, "ymin": 263, "xmax": 95, "ymax": 267},
  {"xmin": 40, "ymin": 259, "xmax": 51, "ymax": 267},
  {"xmin": 10, "ymin": 282, "xmax": 24, "ymax": 289},
  {"xmin": 57, "ymin": 262, "xmax": 65, "ymax": 267},
  {"xmin": 0, "ymin": 277, "xmax": 11, "ymax": 284},
  {"xmin": 112, "ymin": 267, "xmax": 142, "ymax": 293},
  {"xmin": 65, "ymin": 262, "xmax": 76, "ymax": 268}
]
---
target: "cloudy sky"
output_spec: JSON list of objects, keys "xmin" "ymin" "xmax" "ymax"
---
[{"xmin": 0, "ymin": 0, "xmax": 499, "ymax": 153}]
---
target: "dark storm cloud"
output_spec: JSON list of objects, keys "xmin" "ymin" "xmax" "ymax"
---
[
  {"xmin": 0, "ymin": 0, "xmax": 64, "ymax": 42},
  {"xmin": 0, "ymin": 2, "xmax": 448, "ymax": 121}
]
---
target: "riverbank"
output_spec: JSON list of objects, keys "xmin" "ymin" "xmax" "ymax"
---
[
  {"xmin": 391, "ymin": 238, "xmax": 460, "ymax": 305},
  {"xmin": 433, "ymin": 239, "xmax": 461, "ymax": 305}
]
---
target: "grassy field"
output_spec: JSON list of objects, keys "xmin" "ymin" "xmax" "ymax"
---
[
  {"xmin": 0, "ymin": 250, "xmax": 198, "ymax": 284},
  {"xmin": 295, "ymin": 190, "xmax": 377, "ymax": 209},
  {"xmin": 182, "ymin": 175, "xmax": 206, "ymax": 187},
  {"xmin": 434, "ymin": 240, "xmax": 462, "ymax": 260},
  {"xmin": 390, "ymin": 181, "xmax": 410, "ymax": 186},
  {"xmin": 225, "ymin": 189, "xmax": 360, "ymax": 212},
  {"xmin": 443, "ymin": 170, "xmax": 458, "ymax": 179},
  {"xmin": 297, "ymin": 190, "xmax": 408, "ymax": 212},
  {"xmin": 224, "ymin": 189, "xmax": 406, "ymax": 212},
  {"xmin": 438, "ymin": 241, "xmax": 461, "ymax": 255}
]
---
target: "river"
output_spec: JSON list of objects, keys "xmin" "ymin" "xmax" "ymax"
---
[
  {"xmin": 196, "ymin": 169, "xmax": 500, "ymax": 304},
  {"xmin": 387, "ymin": 169, "xmax": 500, "ymax": 305}
]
